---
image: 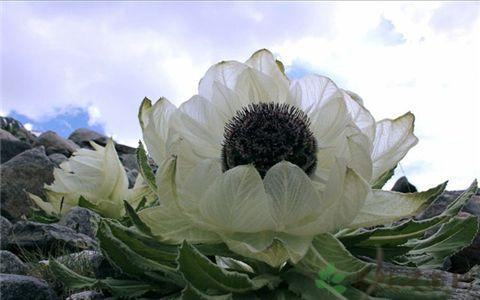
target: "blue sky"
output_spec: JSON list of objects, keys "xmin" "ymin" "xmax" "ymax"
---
[{"xmin": 1, "ymin": 1, "xmax": 479, "ymax": 190}]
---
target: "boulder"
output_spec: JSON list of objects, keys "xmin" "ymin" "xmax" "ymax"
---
[
  {"xmin": 48, "ymin": 153, "xmax": 68, "ymax": 166},
  {"xmin": 0, "ymin": 250, "xmax": 28, "ymax": 274},
  {"xmin": 391, "ymin": 176, "xmax": 417, "ymax": 193},
  {"xmin": 0, "ymin": 128, "xmax": 19, "ymax": 141},
  {"xmin": 68, "ymin": 128, "xmax": 135, "ymax": 154},
  {"xmin": 126, "ymin": 168, "xmax": 139, "ymax": 188},
  {"xmin": 66, "ymin": 291, "xmax": 105, "ymax": 300},
  {"xmin": 1, "ymin": 216, "xmax": 12, "ymax": 249},
  {"xmin": 68, "ymin": 128, "xmax": 108, "ymax": 148},
  {"xmin": 119, "ymin": 153, "xmax": 138, "ymax": 171},
  {"xmin": 36, "ymin": 131, "xmax": 79, "ymax": 156},
  {"xmin": 9, "ymin": 221, "xmax": 97, "ymax": 253},
  {"xmin": 0, "ymin": 139, "xmax": 32, "ymax": 163},
  {"xmin": 0, "ymin": 147, "xmax": 55, "ymax": 220},
  {"xmin": 0, "ymin": 274, "xmax": 57, "ymax": 300},
  {"xmin": 371, "ymin": 262, "xmax": 480, "ymax": 299},
  {"xmin": 0, "ymin": 117, "xmax": 38, "ymax": 145},
  {"xmin": 59, "ymin": 207, "xmax": 101, "ymax": 239}
]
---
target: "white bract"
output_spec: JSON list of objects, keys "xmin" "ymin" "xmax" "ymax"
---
[
  {"xmin": 30, "ymin": 139, "xmax": 153, "ymax": 219},
  {"xmin": 137, "ymin": 49, "xmax": 423, "ymax": 267}
]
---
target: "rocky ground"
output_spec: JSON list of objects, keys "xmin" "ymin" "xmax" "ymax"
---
[{"xmin": 0, "ymin": 116, "xmax": 479, "ymax": 299}]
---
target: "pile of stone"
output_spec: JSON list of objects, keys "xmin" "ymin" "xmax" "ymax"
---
[{"xmin": 0, "ymin": 117, "xmax": 139, "ymax": 300}]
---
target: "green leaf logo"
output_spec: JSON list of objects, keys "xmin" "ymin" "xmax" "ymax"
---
[{"xmin": 315, "ymin": 263, "xmax": 347, "ymax": 294}]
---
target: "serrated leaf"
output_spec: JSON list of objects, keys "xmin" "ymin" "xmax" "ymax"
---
[
  {"xmin": 49, "ymin": 258, "xmax": 97, "ymax": 289},
  {"xmin": 98, "ymin": 278, "xmax": 164, "ymax": 298},
  {"xmin": 440, "ymin": 179, "xmax": 478, "ymax": 217},
  {"xmin": 97, "ymin": 220, "xmax": 182, "ymax": 285},
  {"xmin": 296, "ymin": 233, "xmax": 373, "ymax": 282},
  {"xmin": 136, "ymin": 141, "xmax": 157, "ymax": 193},
  {"xmin": 405, "ymin": 215, "xmax": 479, "ymax": 268},
  {"xmin": 372, "ymin": 166, "xmax": 396, "ymax": 189},
  {"xmin": 177, "ymin": 241, "xmax": 268, "ymax": 294},
  {"xmin": 106, "ymin": 218, "xmax": 178, "ymax": 265},
  {"xmin": 124, "ymin": 200, "xmax": 153, "ymax": 236},
  {"xmin": 339, "ymin": 180, "xmax": 478, "ymax": 261}
]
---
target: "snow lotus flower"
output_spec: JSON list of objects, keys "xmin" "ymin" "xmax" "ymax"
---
[
  {"xmin": 30, "ymin": 139, "xmax": 152, "ymax": 219},
  {"xmin": 137, "ymin": 49, "xmax": 422, "ymax": 266}
]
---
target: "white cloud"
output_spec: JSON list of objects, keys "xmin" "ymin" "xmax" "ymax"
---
[
  {"xmin": 87, "ymin": 105, "xmax": 101, "ymax": 126},
  {"xmin": 23, "ymin": 123, "xmax": 33, "ymax": 131},
  {"xmin": 1, "ymin": 2, "xmax": 478, "ymax": 190}
]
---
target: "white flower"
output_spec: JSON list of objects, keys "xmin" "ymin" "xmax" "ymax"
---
[
  {"xmin": 136, "ymin": 49, "xmax": 420, "ymax": 266},
  {"xmin": 30, "ymin": 139, "xmax": 150, "ymax": 219}
]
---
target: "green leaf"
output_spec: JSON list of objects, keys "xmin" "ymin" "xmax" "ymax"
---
[
  {"xmin": 136, "ymin": 141, "xmax": 157, "ymax": 193},
  {"xmin": 97, "ymin": 220, "xmax": 182, "ymax": 285},
  {"xmin": 106, "ymin": 218, "xmax": 179, "ymax": 265},
  {"xmin": 286, "ymin": 271, "xmax": 347, "ymax": 300},
  {"xmin": 181, "ymin": 284, "xmax": 232, "ymax": 300},
  {"xmin": 439, "ymin": 179, "xmax": 478, "ymax": 217},
  {"xmin": 135, "ymin": 196, "xmax": 148, "ymax": 212},
  {"xmin": 49, "ymin": 258, "xmax": 97, "ymax": 289},
  {"xmin": 295, "ymin": 233, "xmax": 373, "ymax": 282},
  {"xmin": 339, "ymin": 180, "xmax": 478, "ymax": 260},
  {"xmin": 177, "ymin": 241, "xmax": 268, "ymax": 294},
  {"xmin": 285, "ymin": 271, "xmax": 383, "ymax": 300},
  {"xmin": 372, "ymin": 166, "xmax": 396, "ymax": 189},
  {"xmin": 332, "ymin": 273, "xmax": 346, "ymax": 284},
  {"xmin": 78, "ymin": 196, "xmax": 102, "ymax": 214},
  {"xmin": 49, "ymin": 256, "xmax": 166, "ymax": 298},
  {"xmin": 405, "ymin": 215, "xmax": 479, "ymax": 268},
  {"xmin": 124, "ymin": 200, "xmax": 153, "ymax": 236},
  {"xmin": 98, "ymin": 278, "xmax": 163, "ymax": 298}
]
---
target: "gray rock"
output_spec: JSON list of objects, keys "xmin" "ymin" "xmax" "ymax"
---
[
  {"xmin": 114, "ymin": 143, "xmax": 136, "ymax": 155},
  {"xmin": 36, "ymin": 131, "xmax": 79, "ymax": 156},
  {"xmin": 0, "ymin": 250, "xmax": 27, "ymax": 274},
  {"xmin": 0, "ymin": 274, "xmax": 57, "ymax": 300},
  {"xmin": 119, "ymin": 153, "xmax": 138, "ymax": 171},
  {"xmin": 126, "ymin": 168, "xmax": 139, "ymax": 188},
  {"xmin": 1, "ymin": 216, "xmax": 12, "ymax": 250},
  {"xmin": 9, "ymin": 221, "xmax": 97, "ymax": 253},
  {"xmin": 367, "ymin": 262, "xmax": 480, "ymax": 299},
  {"xmin": 0, "ymin": 128, "xmax": 19, "ymax": 141},
  {"xmin": 68, "ymin": 128, "xmax": 135, "ymax": 154},
  {"xmin": 0, "ymin": 147, "xmax": 55, "ymax": 220},
  {"xmin": 68, "ymin": 128, "xmax": 108, "ymax": 148},
  {"xmin": 391, "ymin": 176, "xmax": 417, "ymax": 193},
  {"xmin": 66, "ymin": 291, "xmax": 104, "ymax": 300},
  {"xmin": 59, "ymin": 207, "xmax": 101, "ymax": 239},
  {"xmin": 48, "ymin": 153, "xmax": 68, "ymax": 166},
  {"xmin": 0, "ymin": 117, "xmax": 38, "ymax": 145},
  {"xmin": 0, "ymin": 139, "xmax": 32, "ymax": 163}
]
